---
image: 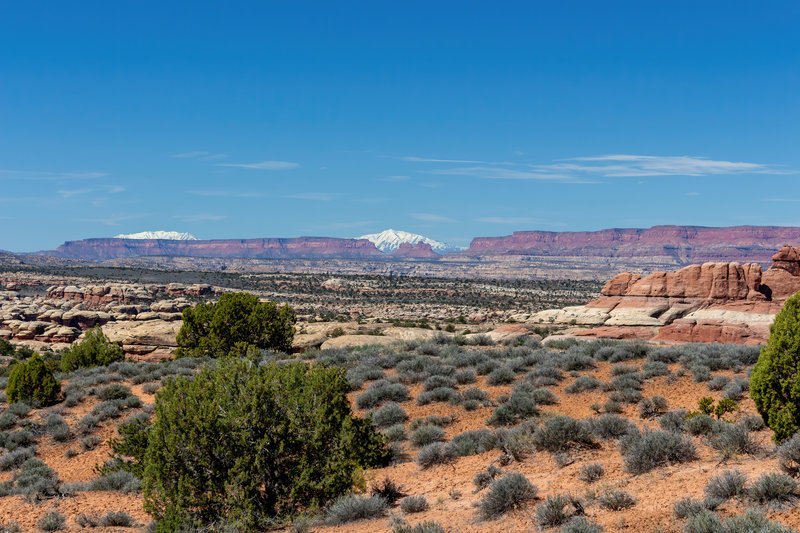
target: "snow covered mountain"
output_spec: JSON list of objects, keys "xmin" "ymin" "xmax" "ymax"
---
[
  {"xmin": 357, "ymin": 229, "xmax": 455, "ymax": 254},
  {"xmin": 114, "ymin": 231, "xmax": 198, "ymax": 241}
]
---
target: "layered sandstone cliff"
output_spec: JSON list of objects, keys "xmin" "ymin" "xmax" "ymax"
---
[
  {"xmin": 466, "ymin": 225, "xmax": 800, "ymax": 264},
  {"xmin": 532, "ymin": 245, "xmax": 800, "ymax": 345},
  {"xmin": 47, "ymin": 237, "xmax": 386, "ymax": 261}
]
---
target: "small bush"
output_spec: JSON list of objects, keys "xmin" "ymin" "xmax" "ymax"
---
[
  {"xmin": 0, "ymin": 412, "xmax": 17, "ymax": 431},
  {"xmin": 723, "ymin": 378, "xmax": 750, "ymax": 401},
  {"xmin": 674, "ymin": 497, "xmax": 716, "ymax": 520},
  {"xmin": 779, "ymin": 433, "xmax": 800, "ymax": 477},
  {"xmin": 450, "ymin": 429, "xmax": 499, "ymax": 457},
  {"xmin": 560, "ymin": 516, "xmax": 603, "ymax": 533},
  {"xmin": 659, "ymin": 410, "xmax": 688, "ymax": 433},
  {"xmin": 0, "ymin": 446, "xmax": 35, "ymax": 471},
  {"xmin": 638, "ymin": 395, "xmax": 668, "ymax": 419},
  {"xmin": 356, "ymin": 380, "xmax": 410, "ymax": 409},
  {"xmin": 578, "ymin": 462, "xmax": 604, "ymax": 483},
  {"xmin": 400, "ymin": 495, "xmax": 429, "ymax": 513},
  {"xmin": 748, "ymin": 473, "xmax": 799, "ymax": 507},
  {"xmin": 705, "ymin": 469, "xmax": 747, "ymax": 501},
  {"xmin": 410, "ymin": 424, "xmax": 446, "ymax": 447},
  {"xmin": 45, "ymin": 414, "xmax": 71, "ymax": 442},
  {"xmin": 98, "ymin": 511, "xmax": 135, "ymax": 527},
  {"xmin": 602, "ymin": 400, "xmax": 623, "ymax": 414},
  {"xmin": 383, "ymin": 424, "xmax": 406, "ymax": 442},
  {"xmin": 598, "ymin": 490, "xmax": 636, "ymax": 510},
  {"xmin": 486, "ymin": 366, "xmax": 515, "ymax": 386},
  {"xmin": 709, "ymin": 424, "xmax": 759, "ymax": 459},
  {"xmin": 685, "ymin": 414, "xmax": 721, "ymax": 436},
  {"xmin": 392, "ymin": 520, "xmax": 445, "ymax": 533},
  {"xmin": 622, "ymin": 430, "xmax": 697, "ymax": 474},
  {"xmin": 97, "ymin": 383, "xmax": 132, "ymax": 401},
  {"xmin": 564, "ymin": 376, "xmax": 601, "ymax": 394},
  {"xmin": 707, "ymin": 375, "xmax": 731, "ymax": 391},
  {"xmin": 416, "ymin": 387, "xmax": 460, "ymax": 406},
  {"xmin": 454, "ymin": 369, "xmax": 476, "ymax": 384},
  {"xmin": 535, "ymin": 494, "xmax": 581, "ymax": 528},
  {"xmin": 372, "ymin": 403, "xmax": 408, "ymax": 428},
  {"xmin": 477, "ymin": 473, "xmax": 537, "ymax": 520},
  {"xmin": 533, "ymin": 416, "xmax": 594, "ymax": 453},
  {"xmin": 37, "ymin": 511, "xmax": 65, "ymax": 531},
  {"xmin": 530, "ymin": 387, "xmax": 558, "ymax": 405},
  {"xmin": 589, "ymin": 414, "xmax": 633, "ymax": 440},
  {"xmin": 6, "ymin": 354, "xmax": 59, "ymax": 406},
  {"xmin": 739, "ymin": 414, "xmax": 766, "ymax": 432},
  {"xmin": 415, "ymin": 442, "xmax": 456, "ymax": 470},
  {"xmin": 326, "ymin": 494, "xmax": 388, "ymax": 525}
]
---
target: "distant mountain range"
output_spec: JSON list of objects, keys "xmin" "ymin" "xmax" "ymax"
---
[
  {"xmin": 19, "ymin": 225, "xmax": 800, "ymax": 279},
  {"xmin": 357, "ymin": 229, "xmax": 457, "ymax": 253},
  {"xmin": 114, "ymin": 231, "xmax": 198, "ymax": 241}
]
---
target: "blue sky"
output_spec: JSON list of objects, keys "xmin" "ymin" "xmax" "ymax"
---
[{"xmin": 2, "ymin": 1, "xmax": 799, "ymax": 251}]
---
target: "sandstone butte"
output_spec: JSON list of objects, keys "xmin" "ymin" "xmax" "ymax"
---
[
  {"xmin": 466, "ymin": 225, "xmax": 800, "ymax": 263},
  {"xmin": 532, "ymin": 245, "xmax": 800, "ymax": 345},
  {"xmin": 391, "ymin": 242, "xmax": 439, "ymax": 259}
]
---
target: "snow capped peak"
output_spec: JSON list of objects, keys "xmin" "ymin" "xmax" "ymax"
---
[
  {"xmin": 114, "ymin": 231, "xmax": 198, "ymax": 241},
  {"xmin": 358, "ymin": 229, "xmax": 454, "ymax": 254}
]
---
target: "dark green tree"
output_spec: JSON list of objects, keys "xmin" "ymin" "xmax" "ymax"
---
[
  {"xmin": 60, "ymin": 326, "xmax": 124, "ymax": 372},
  {"xmin": 6, "ymin": 353, "xmax": 60, "ymax": 405},
  {"xmin": 752, "ymin": 291, "xmax": 800, "ymax": 441},
  {"xmin": 142, "ymin": 359, "xmax": 389, "ymax": 530},
  {"xmin": 175, "ymin": 292, "xmax": 296, "ymax": 358}
]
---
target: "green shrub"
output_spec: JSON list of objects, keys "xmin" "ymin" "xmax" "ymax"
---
[
  {"xmin": 559, "ymin": 516, "xmax": 603, "ymax": 533},
  {"xmin": 535, "ymin": 494, "xmax": 581, "ymax": 527},
  {"xmin": 578, "ymin": 462, "xmax": 604, "ymax": 483},
  {"xmin": 415, "ymin": 442, "xmax": 456, "ymax": 470},
  {"xmin": 175, "ymin": 292, "xmax": 296, "ymax": 358},
  {"xmin": 751, "ymin": 292, "xmax": 800, "ymax": 441},
  {"xmin": 60, "ymin": 327, "xmax": 124, "ymax": 372},
  {"xmin": 6, "ymin": 354, "xmax": 59, "ymax": 406},
  {"xmin": 142, "ymin": 359, "xmax": 390, "ymax": 530}
]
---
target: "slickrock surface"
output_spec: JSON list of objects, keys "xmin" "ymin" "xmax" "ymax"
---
[{"xmin": 533, "ymin": 245, "xmax": 800, "ymax": 344}]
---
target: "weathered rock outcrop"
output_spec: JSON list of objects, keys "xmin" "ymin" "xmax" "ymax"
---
[{"xmin": 532, "ymin": 245, "xmax": 800, "ymax": 345}]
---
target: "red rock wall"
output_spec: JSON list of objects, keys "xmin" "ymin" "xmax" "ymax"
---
[
  {"xmin": 48, "ymin": 237, "xmax": 385, "ymax": 260},
  {"xmin": 466, "ymin": 225, "xmax": 800, "ymax": 263}
]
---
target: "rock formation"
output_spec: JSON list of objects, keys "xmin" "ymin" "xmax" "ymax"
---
[
  {"xmin": 467, "ymin": 225, "xmax": 800, "ymax": 265},
  {"xmin": 392, "ymin": 242, "xmax": 440, "ymax": 259},
  {"xmin": 44, "ymin": 237, "xmax": 386, "ymax": 261},
  {"xmin": 532, "ymin": 244, "xmax": 800, "ymax": 345}
]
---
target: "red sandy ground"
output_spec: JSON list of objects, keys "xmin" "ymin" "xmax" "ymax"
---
[{"xmin": 2, "ymin": 364, "xmax": 798, "ymax": 532}]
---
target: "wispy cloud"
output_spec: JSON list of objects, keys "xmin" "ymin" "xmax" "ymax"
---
[
  {"xmin": 0, "ymin": 169, "xmax": 109, "ymax": 180},
  {"xmin": 286, "ymin": 192, "xmax": 338, "ymax": 201},
  {"xmin": 545, "ymin": 155, "xmax": 790, "ymax": 177},
  {"xmin": 173, "ymin": 214, "xmax": 227, "ymax": 222},
  {"xmin": 173, "ymin": 151, "xmax": 227, "ymax": 161},
  {"xmin": 188, "ymin": 190, "xmax": 265, "ymax": 198},
  {"xmin": 477, "ymin": 217, "xmax": 537, "ymax": 224},
  {"xmin": 216, "ymin": 160, "xmax": 299, "ymax": 170},
  {"xmin": 403, "ymin": 156, "xmax": 513, "ymax": 165},
  {"xmin": 411, "ymin": 213, "xmax": 455, "ymax": 223},
  {"xmin": 434, "ymin": 167, "xmax": 578, "ymax": 182},
  {"xmin": 415, "ymin": 154, "xmax": 790, "ymax": 183},
  {"xmin": 57, "ymin": 189, "xmax": 92, "ymax": 198}
]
